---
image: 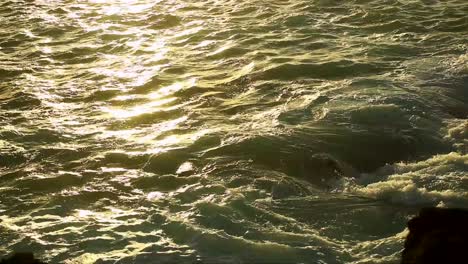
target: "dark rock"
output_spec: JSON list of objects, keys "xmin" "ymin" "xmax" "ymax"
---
[
  {"xmin": 271, "ymin": 180, "xmax": 299, "ymax": 200},
  {"xmin": 401, "ymin": 207, "xmax": 468, "ymax": 264},
  {"xmin": 0, "ymin": 252, "xmax": 46, "ymax": 264},
  {"xmin": 300, "ymin": 153, "xmax": 357, "ymax": 189},
  {"xmin": 143, "ymin": 149, "xmax": 193, "ymax": 174}
]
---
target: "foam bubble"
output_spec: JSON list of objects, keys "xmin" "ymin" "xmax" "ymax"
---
[{"xmin": 351, "ymin": 152, "xmax": 468, "ymax": 207}]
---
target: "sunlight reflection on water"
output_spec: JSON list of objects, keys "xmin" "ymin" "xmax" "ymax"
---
[{"xmin": 0, "ymin": 0, "xmax": 467, "ymax": 263}]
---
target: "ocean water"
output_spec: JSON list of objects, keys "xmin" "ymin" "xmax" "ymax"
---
[{"xmin": 0, "ymin": 0, "xmax": 467, "ymax": 263}]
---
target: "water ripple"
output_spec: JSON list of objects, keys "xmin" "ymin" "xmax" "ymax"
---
[{"xmin": 0, "ymin": 0, "xmax": 467, "ymax": 263}]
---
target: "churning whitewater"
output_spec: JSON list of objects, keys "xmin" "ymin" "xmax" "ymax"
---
[{"xmin": 0, "ymin": 0, "xmax": 467, "ymax": 263}]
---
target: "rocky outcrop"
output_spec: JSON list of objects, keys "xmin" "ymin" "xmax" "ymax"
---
[
  {"xmin": 0, "ymin": 253, "xmax": 45, "ymax": 264},
  {"xmin": 402, "ymin": 207, "xmax": 468, "ymax": 264}
]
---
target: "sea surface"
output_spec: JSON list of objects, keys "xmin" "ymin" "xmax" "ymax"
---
[{"xmin": 0, "ymin": 0, "xmax": 467, "ymax": 263}]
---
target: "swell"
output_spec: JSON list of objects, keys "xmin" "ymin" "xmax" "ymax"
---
[{"xmin": 0, "ymin": 0, "xmax": 467, "ymax": 263}]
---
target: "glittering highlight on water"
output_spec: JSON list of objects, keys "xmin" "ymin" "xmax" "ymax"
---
[{"xmin": 0, "ymin": 0, "xmax": 467, "ymax": 263}]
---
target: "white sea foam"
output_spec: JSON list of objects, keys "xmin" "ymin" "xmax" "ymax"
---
[{"xmin": 351, "ymin": 152, "xmax": 468, "ymax": 206}]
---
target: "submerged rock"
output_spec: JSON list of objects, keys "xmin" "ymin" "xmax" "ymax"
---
[
  {"xmin": 271, "ymin": 180, "xmax": 301, "ymax": 199},
  {"xmin": 0, "ymin": 252, "xmax": 45, "ymax": 264},
  {"xmin": 300, "ymin": 153, "xmax": 358, "ymax": 189},
  {"xmin": 401, "ymin": 207, "xmax": 468, "ymax": 264},
  {"xmin": 269, "ymin": 152, "xmax": 358, "ymax": 196}
]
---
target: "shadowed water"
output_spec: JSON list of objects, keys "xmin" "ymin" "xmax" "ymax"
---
[{"xmin": 0, "ymin": 0, "xmax": 467, "ymax": 263}]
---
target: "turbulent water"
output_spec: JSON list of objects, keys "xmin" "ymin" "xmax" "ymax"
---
[{"xmin": 0, "ymin": 0, "xmax": 467, "ymax": 263}]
